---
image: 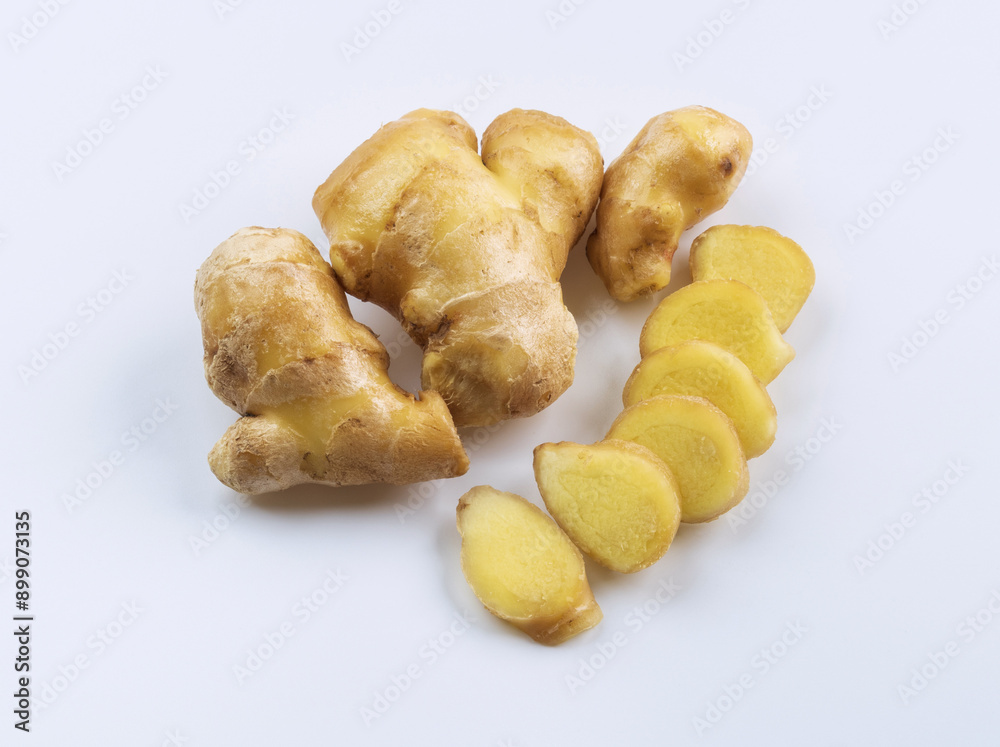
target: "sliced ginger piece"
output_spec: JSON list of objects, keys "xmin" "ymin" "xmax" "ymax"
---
[
  {"xmin": 457, "ymin": 486, "xmax": 602, "ymax": 645},
  {"xmin": 533, "ymin": 440, "xmax": 681, "ymax": 573},
  {"xmin": 623, "ymin": 341, "xmax": 777, "ymax": 458},
  {"xmin": 639, "ymin": 279, "xmax": 794, "ymax": 384},
  {"xmin": 690, "ymin": 225, "xmax": 815, "ymax": 332},
  {"xmin": 606, "ymin": 395, "xmax": 749, "ymax": 523}
]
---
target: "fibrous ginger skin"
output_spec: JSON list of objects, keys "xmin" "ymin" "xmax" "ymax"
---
[
  {"xmin": 195, "ymin": 226, "xmax": 468, "ymax": 494},
  {"xmin": 313, "ymin": 108, "xmax": 604, "ymax": 427},
  {"xmin": 587, "ymin": 106, "xmax": 752, "ymax": 302}
]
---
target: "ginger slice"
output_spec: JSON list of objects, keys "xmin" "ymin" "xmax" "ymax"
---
[
  {"xmin": 533, "ymin": 440, "xmax": 681, "ymax": 573},
  {"xmin": 623, "ymin": 341, "xmax": 777, "ymax": 458},
  {"xmin": 639, "ymin": 280, "xmax": 794, "ymax": 384},
  {"xmin": 690, "ymin": 225, "xmax": 815, "ymax": 332},
  {"xmin": 457, "ymin": 486, "xmax": 602, "ymax": 645},
  {"xmin": 606, "ymin": 395, "xmax": 749, "ymax": 523}
]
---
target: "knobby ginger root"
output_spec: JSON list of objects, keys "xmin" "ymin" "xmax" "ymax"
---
[
  {"xmin": 194, "ymin": 227, "xmax": 468, "ymax": 494},
  {"xmin": 313, "ymin": 108, "xmax": 604, "ymax": 427},
  {"xmin": 587, "ymin": 106, "xmax": 752, "ymax": 301}
]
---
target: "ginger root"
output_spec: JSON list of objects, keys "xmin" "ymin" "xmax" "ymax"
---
[
  {"xmin": 313, "ymin": 108, "xmax": 604, "ymax": 427},
  {"xmin": 587, "ymin": 106, "xmax": 752, "ymax": 301},
  {"xmin": 194, "ymin": 227, "xmax": 468, "ymax": 494}
]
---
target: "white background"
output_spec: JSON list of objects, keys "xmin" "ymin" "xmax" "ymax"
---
[{"xmin": 2, "ymin": 0, "xmax": 999, "ymax": 744}]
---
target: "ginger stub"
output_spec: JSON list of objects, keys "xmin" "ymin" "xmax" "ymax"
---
[
  {"xmin": 639, "ymin": 279, "xmax": 794, "ymax": 385},
  {"xmin": 606, "ymin": 395, "xmax": 749, "ymax": 523},
  {"xmin": 586, "ymin": 106, "xmax": 752, "ymax": 302},
  {"xmin": 534, "ymin": 441, "xmax": 681, "ymax": 573},
  {"xmin": 623, "ymin": 341, "xmax": 777, "ymax": 459},
  {"xmin": 194, "ymin": 227, "xmax": 468, "ymax": 494},
  {"xmin": 313, "ymin": 108, "xmax": 604, "ymax": 427},
  {"xmin": 690, "ymin": 225, "xmax": 815, "ymax": 332},
  {"xmin": 457, "ymin": 486, "xmax": 602, "ymax": 645}
]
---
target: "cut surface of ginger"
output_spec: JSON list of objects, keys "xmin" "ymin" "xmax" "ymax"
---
[
  {"xmin": 639, "ymin": 279, "xmax": 794, "ymax": 384},
  {"xmin": 533, "ymin": 440, "xmax": 681, "ymax": 573},
  {"xmin": 623, "ymin": 341, "xmax": 777, "ymax": 458},
  {"xmin": 606, "ymin": 395, "xmax": 749, "ymax": 523},
  {"xmin": 689, "ymin": 225, "xmax": 815, "ymax": 332},
  {"xmin": 457, "ymin": 486, "xmax": 602, "ymax": 645}
]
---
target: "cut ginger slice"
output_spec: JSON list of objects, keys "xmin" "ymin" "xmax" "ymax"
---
[
  {"xmin": 533, "ymin": 440, "xmax": 681, "ymax": 573},
  {"xmin": 456, "ymin": 486, "xmax": 602, "ymax": 645},
  {"xmin": 639, "ymin": 279, "xmax": 794, "ymax": 384},
  {"xmin": 606, "ymin": 395, "xmax": 749, "ymax": 523},
  {"xmin": 623, "ymin": 341, "xmax": 777, "ymax": 458},
  {"xmin": 689, "ymin": 225, "xmax": 815, "ymax": 332}
]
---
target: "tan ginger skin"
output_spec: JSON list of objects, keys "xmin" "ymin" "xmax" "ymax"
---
[
  {"xmin": 194, "ymin": 227, "xmax": 468, "ymax": 494},
  {"xmin": 313, "ymin": 108, "xmax": 604, "ymax": 428},
  {"xmin": 587, "ymin": 106, "xmax": 753, "ymax": 302}
]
